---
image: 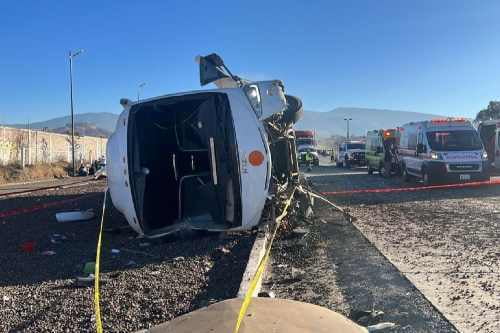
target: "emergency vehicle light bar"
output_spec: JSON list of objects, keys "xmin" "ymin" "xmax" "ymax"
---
[{"xmin": 430, "ymin": 117, "xmax": 466, "ymax": 124}]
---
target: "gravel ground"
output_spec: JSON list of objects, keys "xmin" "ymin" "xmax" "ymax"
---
[
  {"xmin": 0, "ymin": 179, "xmax": 255, "ymax": 332},
  {"xmin": 262, "ymin": 199, "xmax": 456, "ymax": 332},
  {"xmin": 307, "ymin": 159, "xmax": 500, "ymax": 333}
]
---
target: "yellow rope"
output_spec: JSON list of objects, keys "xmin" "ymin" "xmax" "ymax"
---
[
  {"xmin": 233, "ymin": 188, "xmax": 296, "ymax": 333},
  {"xmin": 94, "ymin": 189, "xmax": 107, "ymax": 333}
]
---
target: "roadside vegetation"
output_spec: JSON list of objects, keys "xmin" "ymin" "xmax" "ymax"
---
[{"xmin": 0, "ymin": 162, "xmax": 69, "ymax": 184}]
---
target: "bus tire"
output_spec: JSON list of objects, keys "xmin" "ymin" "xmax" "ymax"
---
[
  {"xmin": 422, "ymin": 170, "xmax": 433, "ymax": 186},
  {"xmin": 367, "ymin": 165, "xmax": 374, "ymax": 175},
  {"xmin": 402, "ymin": 165, "xmax": 411, "ymax": 182},
  {"xmin": 343, "ymin": 156, "xmax": 350, "ymax": 169},
  {"xmin": 378, "ymin": 163, "xmax": 386, "ymax": 178}
]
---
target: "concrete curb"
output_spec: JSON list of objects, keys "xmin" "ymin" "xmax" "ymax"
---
[{"xmin": 237, "ymin": 219, "xmax": 272, "ymax": 298}]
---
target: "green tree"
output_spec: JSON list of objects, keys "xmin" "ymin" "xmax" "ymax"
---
[{"xmin": 476, "ymin": 101, "xmax": 500, "ymax": 121}]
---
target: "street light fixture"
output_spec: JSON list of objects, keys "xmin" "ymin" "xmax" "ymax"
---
[
  {"xmin": 69, "ymin": 49, "xmax": 84, "ymax": 176},
  {"xmin": 344, "ymin": 117, "xmax": 352, "ymax": 140},
  {"xmin": 137, "ymin": 82, "xmax": 146, "ymax": 101}
]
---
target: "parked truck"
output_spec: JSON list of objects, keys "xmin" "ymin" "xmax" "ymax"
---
[
  {"xmin": 334, "ymin": 140, "xmax": 366, "ymax": 168},
  {"xmin": 365, "ymin": 129, "xmax": 400, "ymax": 176}
]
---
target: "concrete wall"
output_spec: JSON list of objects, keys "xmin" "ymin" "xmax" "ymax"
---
[{"xmin": 0, "ymin": 126, "xmax": 107, "ymax": 166}]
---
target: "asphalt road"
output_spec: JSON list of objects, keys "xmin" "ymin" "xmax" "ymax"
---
[{"xmin": 295, "ymin": 156, "xmax": 500, "ymax": 333}]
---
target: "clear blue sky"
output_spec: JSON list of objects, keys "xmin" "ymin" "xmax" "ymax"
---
[{"xmin": 2, "ymin": 0, "xmax": 500, "ymax": 124}]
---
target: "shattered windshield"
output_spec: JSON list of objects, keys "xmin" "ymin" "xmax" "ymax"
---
[{"xmin": 426, "ymin": 130, "xmax": 482, "ymax": 151}]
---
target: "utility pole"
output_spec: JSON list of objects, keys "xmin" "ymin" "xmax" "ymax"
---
[
  {"xmin": 68, "ymin": 49, "xmax": 84, "ymax": 176},
  {"xmin": 137, "ymin": 82, "xmax": 146, "ymax": 102},
  {"xmin": 344, "ymin": 117, "xmax": 352, "ymax": 140}
]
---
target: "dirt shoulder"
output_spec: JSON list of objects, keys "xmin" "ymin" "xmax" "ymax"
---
[
  {"xmin": 0, "ymin": 163, "xmax": 69, "ymax": 185},
  {"xmin": 262, "ymin": 201, "xmax": 456, "ymax": 332}
]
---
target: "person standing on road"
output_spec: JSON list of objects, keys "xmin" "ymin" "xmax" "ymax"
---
[
  {"xmin": 383, "ymin": 142, "xmax": 392, "ymax": 177},
  {"xmin": 305, "ymin": 151, "xmax": 314, "ymax": 171}
]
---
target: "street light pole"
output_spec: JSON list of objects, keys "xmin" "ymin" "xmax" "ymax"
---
[
  {"xmin": 68, "ymin": 49, "xmax": 83, "ymax": 176},
  {"xmin": 344, "ymin": 117, "xmax": 352, "ymax": 140},
  {"xmin": 137, "ymin": 82, "xmax": 146, "ymax": 102}
]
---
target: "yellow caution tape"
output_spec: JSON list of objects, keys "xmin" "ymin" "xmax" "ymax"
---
[
  {"xmin": 94, "ymin": 189, "xmax": 107, "ymax": 333},
  {"xmin": 233, "ymin": 188, "xmax": 296, "ymax": 333}
]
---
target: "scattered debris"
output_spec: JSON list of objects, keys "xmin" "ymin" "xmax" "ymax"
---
[
  {"xmin": 75, "ymin": 274, "xmax": 109, "ymax": 287},
  {"xmin": 41, "ymin": 250, "xmax": 56, "ymax": 256},
  {"xmin": 367, "ymin": 322, "xmax": 397, "ymax": 332},
  {"xmin": 20, "ymin": 241, "xmax": 36, "ymax": 253},
  {"xmin": 173, "ymin": 256, "xmax": 185, "ymax": 261},
  {"xmin": 52, "ymin": 233, "xmax": 67, "ymax": 240},
  {"xmin": 2, "ymin": 295, "xmax": 10, "ymax": 302},
  {"xmin": 257, "ymin": 291, "xmax": 275, "ymax": 298},
  {"xmin": 83, "ymin": 262, "xmax": 95, "ymax": 275},
  {"xmin": 50, "ymin": 233, "xmax": 67, "ymax": 244},
  {"xmin": 291, "ymin": 267, "xmax": 305, "ymax": 279},
  {"xmin": 219, "ymin": 247, "xmax": 231, "ymax": 254},
  {"xmin": 351, "ymin": 309, "xmax": 385, "ymax": 326},
  {"xmin": 56, "ymin": 209, "xmax": 95, "ymax": 223},
  {"xmin": 292, "ymin": 227, "xmax": 309, "ymax": 235},
  {"xmin": 126, "ymin": 260, "xmax": 137, "ymax": 266},
  {"xmin": 139, "ymin": 242, "xmax": 151, "ymax": 247},
  {"xmin": 76, "ymin": 274, "xmax": 95, "ymax": 283},
  {"xmin": 111, "ymin": 249, "xmax": 121, "ymax": 255}
]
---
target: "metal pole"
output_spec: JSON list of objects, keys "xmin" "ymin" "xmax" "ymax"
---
[
  {"xmin": 69, "ymin": 51, "xmax": 76, "ymax": 176},
  {"xmin": 344, "ymin": 118, "xmax": 352, "ymax": 140},
  {"xmin": 137, "ymin": 82, "xmax": 146, "ymax": 102}
]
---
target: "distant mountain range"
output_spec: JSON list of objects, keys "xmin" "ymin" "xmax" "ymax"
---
[
  {"xmin": 8, "ymin": 112, "xmax": 119, "ymax": 137},
  {"xmin": 6, "ymin": 108, "xmax": 445, "ymax": 138},
  {"xmin": 296, "ymin": 107, "xmax": 444, "ymax": 138}
]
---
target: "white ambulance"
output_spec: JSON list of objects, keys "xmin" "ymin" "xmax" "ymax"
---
[
  {"xmin": 398, "ymin": 118, "xmax": 489, "ymax": 185},
  {"xmin": 106, "ymin": 54, "xmax": 302, "ymax": 237}
]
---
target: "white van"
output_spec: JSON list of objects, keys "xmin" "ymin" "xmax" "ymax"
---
[
  {"xmin": 477, "ymin": 119, "xmax": 500, "ymax": 170},
  {"xmin": 399, "ymin": 118, "xmax": 488, "ymax": 185},
  {"xmin": 106, "ymin": 54, "xmax": 302, "ymax": 237}
]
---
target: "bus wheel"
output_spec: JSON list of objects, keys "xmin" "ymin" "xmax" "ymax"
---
[
  {"xmin": 403, "ymin": 166, "xmax": 411, "ymax": 182},
  {"xmin": 343, "ymin": 157, "xmax": 350, "ymax": 169},
  {"xmin": 378, "ymin": 163, "xmax": 386, "ymax": 177},
  {"xmin": 422, "ymin": 171, "xmax": 432, "ymax": 186}
]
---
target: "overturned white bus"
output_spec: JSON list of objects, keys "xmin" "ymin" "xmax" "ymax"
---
[{"xmin": 106, "ymin": 54, "xmax": 302, "ymax": 237}]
